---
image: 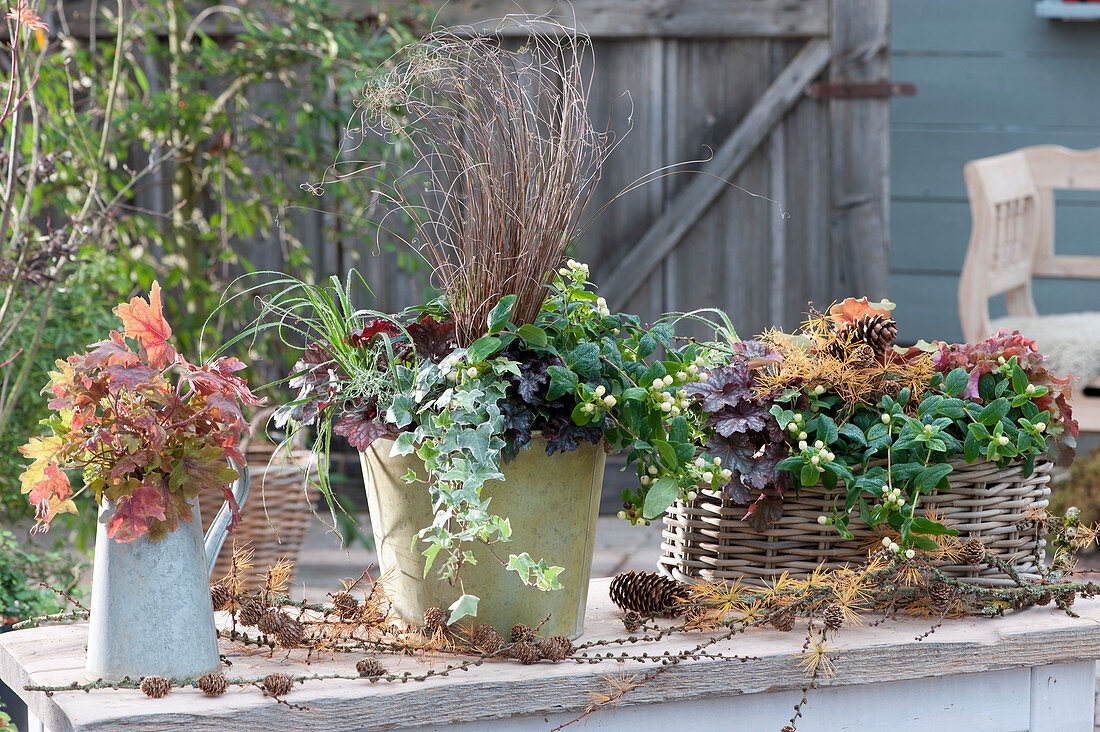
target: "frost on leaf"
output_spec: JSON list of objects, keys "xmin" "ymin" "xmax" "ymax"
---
[{"xmin": 112, "ymin": 281, "xmax": 177, "ymax": 369}]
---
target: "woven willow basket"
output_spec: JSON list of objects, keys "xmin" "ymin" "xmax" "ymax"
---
[
  {"xmin": 205, "ymin": 416, "xmax": 319, "ymax": 587},
  {"xmin": 658, "ymin": 457, "xmax": 1052, "ymax": 588}
]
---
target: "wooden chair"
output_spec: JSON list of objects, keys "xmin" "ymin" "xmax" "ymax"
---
[{"xmin": 960, "ymin": 145, "xmax": 1100, "ymax": 432}]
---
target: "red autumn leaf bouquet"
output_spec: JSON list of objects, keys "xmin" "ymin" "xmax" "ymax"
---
[{"xmin": 18, "ymin": 282, "xmax": 263, "ymax": 542}]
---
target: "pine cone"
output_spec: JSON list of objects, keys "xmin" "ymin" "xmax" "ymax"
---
[
  {"xmin": 197, "ymin": 672, "xmax": 228, "ymax": 697},
  {"xmin": 960, "ymin": 538, "xmax": 986, "ymax": 566},
  {"xmin": 510, "ymin": 623, "xmax": 536, "ymax": 643},
  {"xmin": 276, "ymin": 619, "xmax": 305, "ymax": 648},
  {"xmin": 356, "ymin": 657, "xmax": 387, "ymax": 680},
  {"xmin": 622, "ymin": 610, "xmax": 642, "ymax": 633},
  {"xmin": 210, "ymin": 583, "xmax": 233, "ymax": 612},
  {"xmin": 878, "ymin": 379, "xmax": 903, "ymax": 399},
  {"xmin": 140, "ymin": 675, "xmax": 171, "ymax": 698},
  {"xmin": 512, "ymin": 640, "xmax": 541, "ymax": 665},
  {"xmin": 332, "ymin": 592, "xmax": 359, "ymax": 619},
  {"xmin": 538, "ymin": 636, "xmax": 573, "ymax": 662},
  {"xmin": 609, "ymin": 571, "xmax": 689, "ymax": 617},
  {"xmin": 257, "ymin": 609, "xmax": 289, "ymax": 636},
  {"xmin": 929, "ymin": 582, "xmax": 955, "ymax": 611},
  {"xmin": 237, "ymin": 599, "xmax": 265, "ymax": 627},
  {"xmin": 848, "ymin": 343, "xmax": 877, "ymax": 368},
  {"xmin": 263, "ymin": 673, "xmax": 294, "ymax": 697},
  {"xmin": 472, "ymin": 624, "xmax": 505, "ymax": 654},
  {"xmin": 424, "ymin": 607, "xmax": 448, "ymax": 633},
  {"xmin": 849, "ymin": 314, "xmax": 897, "ymax": 355},
  {"xmin": 822, "ymin": 604, "xmax": 845, "ymax": 632},
  {"xmin": 770, "ymin": 609, "xmax": 795, "ymax": 632}
]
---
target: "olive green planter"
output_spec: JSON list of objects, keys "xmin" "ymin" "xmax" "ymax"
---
[{"xmin": 360, "ymin": 436, "xmax": 606, "ymax": 638}]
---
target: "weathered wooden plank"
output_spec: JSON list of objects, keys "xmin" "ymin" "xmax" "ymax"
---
[
  {"xmin": 662, "ymin": 39, "xmax": 774, "ymax": 341},
  {"xmin": 892, "ymin": 130, "xmax": 1100, "ymax": 201},
  {"xmin": 579, "ymin": 39, "xmax": 667, "ymax": 325},
  {"xmin": 4, "ymin": 589, "xmax": 1100, "ymax": 731},
  {"xmin": 829, "ymin": 0, "xmax": 890, "ymax": 300},
  {"xmin": 893, "ymin": 0, "xmax": 1100, "ymax": 55},
  {"xmin": 777, "ymin": 40, "xmax": 831, "ymax": 331},
  {"xmin": 430, "ymin": 0, "xmax": 829, "ymax": 39},
  {"xmin": 601, "ymin": 37, "xmax": 831, "ymax": 310}
]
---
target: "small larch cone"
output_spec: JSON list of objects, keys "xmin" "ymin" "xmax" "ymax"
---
[
  {"xmin": 424, "ymin": 607, "xmax": 448, "ymax": 633},
  {"xmin": 822, "ymin": 604, "xmax": 845, "ymax": 631},
  {"xmin": 472, "ymin": 624, "xmax": 505, "ymax": 654},
  {"xmin": 356, "ymin": 657, "xmax": 387, "ymax": 680},
  {"xmin": 848, "ymin": 343, "xmax": 877, "ymax": 368},
  {"xmin": 929, "ymin": 582, "xmax": 954, "ymax": 611},
  {"xmin": 609, "ymin": 570, "xmax": 689, "ymax": 616},
  {"xmin": 960, "ymin": 538, "xmax": 986, "ymax": 566},
  {"xmin": 622, "ymin": 610, "xmax": 642, "ymax": 633},
  {"xmin": 257, "ymin": 609, "xmax": 289, "ymax": 636},
  {"xmin": 1036, "ymin": 592, "xmax": 1052, "ymax": 606},
  {"xmin": 263, "ymin": 673, "xmax": 294, "ymax": 697},
  {"xmin": 1057, "ymin": 590, "xmax": 1076, "ymax": 608},
  {"xmin": 210, "ymin": 582, "xmax": 233, "ymax": 612},
  {"xmin": 538, "ymin": 636, "xmax": 573, "ymax": 662},
  {"xmin": 512, "ymin": 640, "xmax": 541, "ymax": 665},
  {"xmin": 197, "ymin": 672, "xmax": 228, "ymax": 697},
  {"xmin": 770, "ymin": 609, "xmax": 796, "ymax": 632},
  {"xmin": 878, "ymin": 379, "xmax": 903, "ymax": 399},
  {"xmin": 140, "ymin": 675, "xmax": 171, "ymax": 698},
  {"xmin": 276, "ymin": 619, "xmax": 305, "ymax": 648},
  {"xmin": 332, "ymin": 591, "xmax": 359, "ymax": 619},
  {"xmin": 237, "ymin": 599, "xmax": 265, "ymax": 627},
  {"xmin": 510, "ymin": 623, "xmax": 535, "ymax": 643}
]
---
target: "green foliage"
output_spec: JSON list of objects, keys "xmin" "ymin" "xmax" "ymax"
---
[
  {"xmin": 0, "ymin": 529, "xmax": 83, "ymax": 624},
  {"xmin": 774, "ymin": 355, "xmax": 1072, "ymax": 549}
]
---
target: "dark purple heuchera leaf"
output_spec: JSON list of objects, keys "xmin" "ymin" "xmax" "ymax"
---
[
  {"xmin": 277, "ymin": 343, "xmax": 340, "ymax": 428},
  {"xmin": 544, "ymin": 421, "xmax": 602, "ymax": 456},
  {"xmin": 333, "ymin": 397, "xmax": 393, "ymax": 451},
  {"xmin": 730, "ymin": 339, "xmax": 781, "ymax": 362},
  {"xmin": 500, "ymin": 399, "xmax": 534, "ymax": 461},
  {"xmin": 406, "ymin": 317, "xmax": 456, "ymax": 363},
  {"xmin": 511, "ymin": 358, "xmax": 550, "ymax": 404},
  {"xmin": 706, "ymin": 402, "xmax": 771, "ymax": 438},
  {"xmin": 745, "ymin": 496, "xmax": 783, "ymax": 532},
  {"xmin": 347, "ymin": 318, "xmax": 401, "ymax": 348},
  {"xmin": 684, "ymin": 365, "xmax": 755, "ymax": 412}
]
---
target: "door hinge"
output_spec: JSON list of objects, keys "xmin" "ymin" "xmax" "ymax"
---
[{"xmin": 808, "ymin": 81, "xmax": 917, "ymax": 99}]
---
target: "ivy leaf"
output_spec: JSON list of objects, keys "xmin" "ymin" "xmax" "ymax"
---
[
  {"xmin": 106, "ymin": 483, "xmax": 168, "ymax": 543},
  {"xmin": 447, "ymin": 594, "xmax": 480, "ymax": 625},
  {"xmin": 487, "ymin": 295, "xmax": 516, "ymax": 334},
  {"xmin": 112, "ymin": 281, "xmax": 177, "ymax": 369},
  {"xmin": 642, "ymin": 476, "xmax": 679, "ymax": 520}
]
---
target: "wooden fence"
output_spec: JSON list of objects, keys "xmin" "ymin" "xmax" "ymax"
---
[{"xmin": 330, "ymin": 0, "xmax": 892, "ymax": 341}]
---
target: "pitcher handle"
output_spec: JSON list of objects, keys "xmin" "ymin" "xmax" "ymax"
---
[{"xmin": 204, "ymin": 457, "xmax": 250, "ymax": 579}]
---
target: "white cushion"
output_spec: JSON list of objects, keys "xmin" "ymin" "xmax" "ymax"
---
[{"xmin": 990, "ymin": 312, "xmax": 1100, "ymax": 383}]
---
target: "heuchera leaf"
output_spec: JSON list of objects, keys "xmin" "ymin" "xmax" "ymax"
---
[
  {"xmin": 333, "ymin": 399, "xmax": 394, "ymax": 451},
  {"xmin": 406, "ymin": 317, "xmax": 456, "ymax": 363},
  {"xmin": 113, "ymin": 281, "xmax": 177, "ymax": 369},
  {"xmin": 684, "ymin": 365, "xmax": 755, "ymax": 412},
  {"xmin": 106, "ymin": 483, "xmax": 168, "ymax": 542},
  {"xmin": 347, "ymin": 318, "xmax": 401, "ymax": 348},
  {"xmin": 82, "ymin": 331, "xmax": 139, "ymax": 368},
  {"xmin": 182, "ymin": 357, "xmax": 264, "ymax": 408},
  {"xmin": 105, "ymin": 363, "xmax": 162, "ymax": 392},
  {"xmin": 706, "ymin": 402, "xmax": 771, "ymax": 438}
]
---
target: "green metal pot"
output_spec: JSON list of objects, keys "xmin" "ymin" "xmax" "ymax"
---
[{"xmin": 360, "ymin": 435, "xmax": 606, "ymax": 638}]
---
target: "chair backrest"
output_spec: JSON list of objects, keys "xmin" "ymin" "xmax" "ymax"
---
[
  {"xmin": 960, "ymin": 145, "xmax": 1100, "ymax": 342},
  {"xmin": 960, "ymin": 150, "xmax": 1041, "ymax": 341}
]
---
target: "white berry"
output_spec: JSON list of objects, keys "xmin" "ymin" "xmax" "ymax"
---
[
  {"xmin": 813, "ymin": 384, "xmax": 826, "ymax": 396},
  {"xmin": 881, "ymin": 413, "xmax": 891, "ymax": 423},
  {"xmin": 583, "ymin": 403, "xmax": 594, "ymax": 413},
  {"xmin": 663, "ymin": 375, "xmax": 674, "ymax": 387},
  {"xmin": 466, "ymin": 367, "xmax": 478, "ymax": 378},
  {"xmin": 798, "ymin": 440, "xmax": 808, "ymax": 450},
  {"xmin": 998, "ymin": 435, "xmax": 1009, "ymax": 445},
  {"xmin": 702, "ymin": 472, "xmax": 714, "ymax": 483},
  {"xmin": 648, "ymin": 466, "xmax": 658, "ymax": 475},
  {"xmin": 905, "ymin": 549, "xmax": 916, "ymax": 559},
  {"xmin": 652, "ymin": 379, "xmax": 664, "ymax": 389},
  {"xmin": 603, "ymin": 395, "xmax": 617, "ymax": 408},
  {"xmin": 594, "ymin": 384, "xmax": 606, "ymax": 397},
  {"xmin": 881, "ymin": 536, "xmax": 892, "ymax": 547},
  {"xmin": 817, "ymin": 515, "xmax": 828, "ymax": 525}
]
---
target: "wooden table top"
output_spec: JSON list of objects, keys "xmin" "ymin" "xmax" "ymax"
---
[{"xmin": 3, "ymin": 578, "xmax": 1100, "ymax": 732}]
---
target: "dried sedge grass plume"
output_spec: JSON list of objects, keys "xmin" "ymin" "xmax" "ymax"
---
[{"xmin": 336, "ymin": 19, "xmax": 613, "ymax": 344}]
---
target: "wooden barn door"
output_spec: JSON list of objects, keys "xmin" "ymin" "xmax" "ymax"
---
[{"xmin": 440, "ymin": 0, "xmax": 893, "ymax": 339}]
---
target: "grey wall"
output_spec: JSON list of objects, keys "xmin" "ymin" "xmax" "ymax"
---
[{"xmin": 890, "ymin": 0, "xmax": 1100, "ymax": 344}]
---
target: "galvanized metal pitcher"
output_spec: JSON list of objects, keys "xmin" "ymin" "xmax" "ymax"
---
[{"xmin": 85, "ymin": 462, "xmax": 249, "ymax": 681}]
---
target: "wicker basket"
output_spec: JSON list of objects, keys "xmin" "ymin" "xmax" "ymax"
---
[
  {"xmin": 658, "ymin": 457, "xmax": 1052, "ymax": 588},
  {"xmin": 205, "ymin": 415, "xmax": 319, "ymax": 587}
]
